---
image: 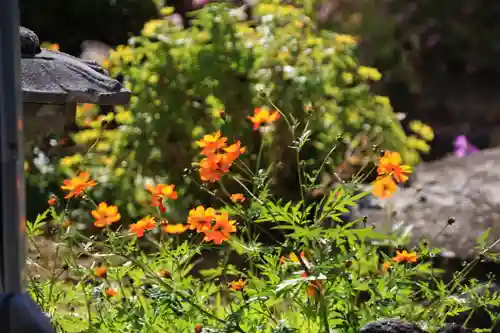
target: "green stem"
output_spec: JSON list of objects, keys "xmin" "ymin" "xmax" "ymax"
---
[
  {"xmin": 123, "ymin": 253, "xmax": 247, "ymax": 333},
  {"xmin": 321, "ymin": 297, "xmax": 330, "ymax": 333},
  {"xmin": 253, "ymin": 140, "xmax": 265, "ymax": 195}
]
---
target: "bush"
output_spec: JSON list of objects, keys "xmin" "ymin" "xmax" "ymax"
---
[{"xmin": 44, "ymin": 2, "xmax": 433, "ymax": 225}]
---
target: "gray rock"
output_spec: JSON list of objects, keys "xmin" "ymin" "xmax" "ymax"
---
[
  {"xmin": 359, "ymin": 148, "xmax": 500, "ymax": 258},
  {"xmin": 361, "ymin": 319, "xmax": 427, "ymax": 333},
  {"xmin": 360, "ymin": 319, "xmax": 472, "ymax": 333}
]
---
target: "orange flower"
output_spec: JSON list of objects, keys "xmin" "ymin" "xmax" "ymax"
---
[
  {"xmin": 47, "ymin": 43, "xmax": 60, "ymax": 51},
  {"xmin": 223, "ymin": 141, "xmax": 246, "ymax": 162},
  {"xmin": 61, "ymin": 171, "xmax": 97, "ymax": 199},
  {"xmin": 307, "ymin": 281, "xmax": 323, "ymax": 297},
  {"xmin": 146, "ymin": 183, "xmax": 178, "ymax": 213},
  {"xmin": 129, "ymin": 216, "xmax": 156, "ymax": 238},
  {"xmin": 187, "ymin": 206, "xmax": 216, "ymax": 232},
  {"xmin": 372, "ymin": 176, "xmax": 397, "ymax": 199},
  {"xmin": 129, "ymin": 224, "xmax": 146, "ymax": 238},
  {"xmin": 158, "ymin": 269, "xmax": 170, "ymax": 278},
  {"xmin": 247, "ymin": 107, "xmax": 281, "ymax": 130},
  {"xmin": 229, "ymin": 279, "xmax": 245, "ymax": 291},
  {"xmin": 392, "ymin": 250, "xmax": 418, "ymax": 263},
  {"xmin": 230, "ymin": 193, "xmax": 245, "ymax": 203},
  {"xmin": 199, "ymin": 156, "xmax": 227, "ymax": 182},
  {"xmin": 105, "ymin": 288, "xmax": 117, "ymax": 297},
  {"xmin": 94, "ymin": 266, "xmax": 108, "ymax": 278},
  {"xmin": 47, "ymin": 195, "xmax": 57, "ymax": 206},
  {"xmin": 202, "ymin": 212, "xmax": 236, "ymax": 245},
  {"xmin": 91, "ymin": 202, "xmax": 121, "ymax": 228},
  {"xmin": 163, "ymin": 223, "xmax": 189, "ymax": 234},
  {"xmin": 300, "ymin": 272, "xmax": 324, "ymax": 297},
  {"xmin": 377, "ymin": 151, "xmax": 412, "ymax": 183},
  {"xmin": 381, "ymin": 261, "xmax": 392, "ymax": 272},
  {"xmin": 195, "ymin": 132, "xmax": 245, "ymax": 183},
  {"xmin": 196, "ymin": 131, "xmax": 227, "ymax": 155},
  {"xmin": 76, "ymin": 104, "xmax": 95, "ymax": 122},
  {"xmin": 195, "ymin": 324, "xmax": 202, "ymax": 333}
]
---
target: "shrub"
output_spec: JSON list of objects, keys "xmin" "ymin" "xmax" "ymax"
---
[{"xmin": 47, "ymin": 2, "xmax": 432, "ymax": 223}]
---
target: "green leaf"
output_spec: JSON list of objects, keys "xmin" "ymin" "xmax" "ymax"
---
[{"xmin": 476, "ymin": 228, "xmax": 491, "ymax": 249}]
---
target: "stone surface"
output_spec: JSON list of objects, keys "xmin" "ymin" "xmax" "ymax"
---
[
  {"xmin": 359, "ymin": 147, "xmax": 500, "ymax": 258},
  {"xmin": 361, "ymin": 319, "xmax": 428, "ymax": 333},
  {"xmin": 360, "ymin": 319, "xmax": 473, "ymax": 333},
  {"xmin": 20, "ymin": 27, "xmax": 130, "ymax": 106}
]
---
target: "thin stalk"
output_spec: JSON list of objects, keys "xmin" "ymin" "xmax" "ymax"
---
[
  {"xmin": 321, "ymin": 297, "xmax": 330, "ymax": 333},
  {"xmin": 267, "ymin": 99, "xmax": 305, "ymax": 203},
  {"xmin": 253, "ymin": 140, "xmax": 265, "ymax": 195}
]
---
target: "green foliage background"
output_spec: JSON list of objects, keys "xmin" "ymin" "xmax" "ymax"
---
[{"xmin": 27, "ymin": 2, "xmax": 432, "ymax": 227}]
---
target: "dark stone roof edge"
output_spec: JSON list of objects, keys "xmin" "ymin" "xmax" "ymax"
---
[{"xmin": 22, "ymin": 90, "xmax": 131, "ymax": 106}]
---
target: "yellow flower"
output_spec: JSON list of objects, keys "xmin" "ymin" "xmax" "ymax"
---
[
  {"xmin": 375, "ymin": 95, "xmax": 390, "ymax": 107},
  {"xmin": 59, "ymin": 154, "xmax": 84, "ymax": 168},
  {"xmin": 409, "ymin": 120, "xmax": 434, "ymax": 141},
  {"xmin": 101, "ymin": 156, "xmax": 114, "ymax": 166},
  {"xmin": 143, "ymin": 19, "xmax": 163, "ymax": 37},
  {"xmin": 288, "ymin": 251, "xmax": 305, "ymax": 263},
  {"xmin": 335, "ymin": 34, "xmax": 358, "ymax": 45},
  {"xmin": 342, "ymin": 72, "xmax": 354, "ymax": 85},
  {"xmin": 357, "ymin": 66, "xmax": 382, "ymax": 81},
  {"xmin": 115, "ymin": 110, "xmax": 134, "ymax": 124}
]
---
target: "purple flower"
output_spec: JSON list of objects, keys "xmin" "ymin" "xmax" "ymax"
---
[
  {"xmin": 453, "ymin": 135, "xmax": 479, "ymax": 157},
  {"xmin": 193, "ymin": 0, "xmax": 212, "ymax": 8}
]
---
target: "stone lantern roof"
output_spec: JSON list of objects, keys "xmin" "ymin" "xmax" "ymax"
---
[{"xmin": 20, "ymin": 27, "xmax": 130, "ymax": 106}]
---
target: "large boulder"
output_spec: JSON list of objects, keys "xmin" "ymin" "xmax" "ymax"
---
[{"xmin": 360, "ymin": 147, "xmax": 500, "ymax": 258}]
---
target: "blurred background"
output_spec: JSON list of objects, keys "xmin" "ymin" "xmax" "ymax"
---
[{"xmin": 21, "ymin": 0, "xmax": 500, "ymax": 161}]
